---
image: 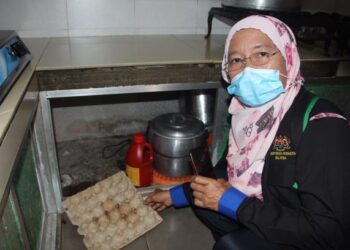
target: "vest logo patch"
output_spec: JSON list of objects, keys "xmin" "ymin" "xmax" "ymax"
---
[{"xmin": 270, "ymin": 135, "xmax": 296, "ymax": 160}]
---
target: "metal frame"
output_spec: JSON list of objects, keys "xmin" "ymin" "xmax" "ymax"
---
[
  {"xmin": 0, "ymin": 75, "xmax": 39, "ymax": 238},
  {"xmin": 39, "ymin": 213, "xmax": 59, "ymax": 250},
  {"xmin": 33, "ymin": 81, "xmax": 228, "ymax": 250},
  {"xmin": 9, "ymin": 187, "xmax": 31, "ymax": 250},
  {"xmin": 43, "ymin": 82, "xmax": 221, "ymax": 99}
]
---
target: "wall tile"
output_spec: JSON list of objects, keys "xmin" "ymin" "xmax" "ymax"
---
[
  {"xmin": 135, "ymin": 0, "xmax": 197, "ymax": 29},
  {"xmin": 0, "ymin": 0, "xmax": 68, "ymax": 37},
  {"xmin": 0, "ymin": 0, "xmax": 345, "ymax": 37},
  {"xmin": 67, "ymin": 0, "xmax": 135, "ymax": 34}
]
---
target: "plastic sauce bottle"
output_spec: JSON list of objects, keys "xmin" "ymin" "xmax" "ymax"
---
[{"xmin": 126, "ymin": 133, "xmax": 153, "ymax": 187}]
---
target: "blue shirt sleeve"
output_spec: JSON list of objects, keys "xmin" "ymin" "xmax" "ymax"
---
[
  {"xmin": 218, "ymin": 187, "xmax": 247, "ymax": 220},
  {"xmin": 169, "ymin": 184, "xmax": 189, "ymax": 208}
]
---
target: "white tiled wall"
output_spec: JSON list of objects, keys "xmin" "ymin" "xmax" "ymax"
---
[
  {"xmin": 67, "ymin": 0, "xmax": 135, "ymax": 36},
  {"xmin": 0, "ymin": 0, "xmax": 228, "ymax": 37},
  {"xmin": 0, "ymin": 0, "xmax": 348, "ymax": 37},
  {"xmin": 0, "ymin": 0, "xmax": 68, "ymax": 37}
]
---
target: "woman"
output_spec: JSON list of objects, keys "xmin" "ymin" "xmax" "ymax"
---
[{"xmin": 145, "ymin": 15, "xmax": 350, "ymax": 250}]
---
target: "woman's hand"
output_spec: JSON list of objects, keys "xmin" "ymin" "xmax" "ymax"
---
[
  {"xmin": 191, "ymin": 176, "xmax": 231, "ymax": 211},
  {"xmin": 144, "ymin": 189, "xmax": 172, "ymax": 212}
]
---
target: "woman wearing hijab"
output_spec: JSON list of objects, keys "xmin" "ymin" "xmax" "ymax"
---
[{"xmin": 145, "ymin": 15, "xmax": 350, "ymax": 250}]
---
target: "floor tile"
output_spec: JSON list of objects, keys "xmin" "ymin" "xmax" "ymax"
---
[{"xmin": 146, "ymin": 207, "xmax": 215, "ymax": 250}]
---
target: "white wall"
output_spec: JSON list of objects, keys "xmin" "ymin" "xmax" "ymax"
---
[
  {"xmin": 0, "ymin": 0, "xmax": 230, "ymax": 37},
  {"xmin": 0, "ymin": 0, "xmax": 349, "ymax": 38}
]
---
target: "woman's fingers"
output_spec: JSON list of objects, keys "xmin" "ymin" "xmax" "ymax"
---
[
  {"xmin": 191, "ymin": 175, "xmax": 214, "ymax": 185},
  {"xmin": 144, "ymin": 196, "xmax": 153, "ymax": 204},
  {"xmin": 149, "ymin": 202, "xmax": 166, "ymax": 211},
  {"xmin": 217, "ymin": 178, "xmax": 226, "ymax": 184},
  {"xmin": 152, "ymin": 202, "xmax": 163, "ymax": 210},
  {"xmin": 191, "ymin": 178, "xmax": 229, "ymax": 211},
  {"xmin": 190, "ymin": 182, "xmax": 205, "ymax": 192},
  {"xmin": 155, "ymin": 204, "xmax": 167, "ymax": 212},
  {"xmin": 144, "ymin": 189, "xmax": 172, "ymax": 210},
  {"xmin": 194, "ymin": 198, "xmax": 204, "ymax": 208},
  {"xmin": 193, "ymin": 190, "xmax": 204, "ymax": 200}
]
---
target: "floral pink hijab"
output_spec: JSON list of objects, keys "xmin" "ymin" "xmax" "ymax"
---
[{"xmin": 222, "ymin": 15, "xmax": 303, "ymax": 199}]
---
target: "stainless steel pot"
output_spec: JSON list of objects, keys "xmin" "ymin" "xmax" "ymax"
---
[
  {"xmin": 148, "ymin": 113, "xmax": 207, "ymax": 158},
  {"xmin": 153, "ymin": 152, "xmax": 191, "ymax": 178},
  {"xmin": 180, "ymin": 90, "xmax": 215, "ymax": 128},
  {"xmin": 221, "ymin": 0, "xmax": 302, "ymax": 11}
]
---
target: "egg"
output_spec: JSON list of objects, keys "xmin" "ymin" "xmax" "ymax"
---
[
  {"xmin": 136, "ymin": 206, "xmax": 148, "ymax": 217},
  {"xmin": 105, "ymin": 224, "xmax": 118, "ymax": 236},
  {"xmin": 117, "ymin": 178, "xmax": 128, "ymax": 193},
  {"xmin": 119, "ymin": 203, "xmax": 132, "ymax": 216},
  {"xmin": 102, "ymin": 198, "xmax": 115, "ymax": 212},
  {"xmin": 135, "ymin": 223, "xmax": 145, "ymax": 234},
  {"xmin": 97, "ymin": 192, "xmax": 108, "ymax": 202},
  {"xmin": 113, "ymin": 194, "xmax": 125, "ymax": 204},
  {"xmin": 87, "ymin": 222, "xmax": 98, "ymax": 234},
  {"xmin": 116, "ymin": 219, "xmax": 127, "ymax": 231},
  {"xmin": 126, "ymin": 212, "xmax": 139, "ymax": 224},
  {"xmin": 129, "ymin": 195, "xmax": 142, "ymax": 208},
  {"xmin": 91, "ymin": 206, "xmax": 104, "ymax": 218},
  {"xmin": 86, "ymin": 198, "xmax": 98, "ymax": 209},
  {"xmin": 107, "ymin": 186, "xmax": 118, "ymax": 197},
  {"xmin": 109, "ymin": 209, "xmax": 120, "ymax": 223},
  {"xmin": 124, "ymin": 189, "xmax": 135, "ymax": 202},
  {"xmin": 98, "ymin": 215, "xmax": 109, "ymax": 231}
]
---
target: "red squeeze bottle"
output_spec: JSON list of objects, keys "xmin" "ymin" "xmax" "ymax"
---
[{"xmin": 126, "ymin": 133, "xmax": 153, "ymax": 187}]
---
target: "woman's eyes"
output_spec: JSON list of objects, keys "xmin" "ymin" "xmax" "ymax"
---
[
  {"xmin": 255, "ymin": 51, "xmax": 269, "ymax": 57},
  {"xmin": 228, "ymin": 51, "xmax": 271, "ymax": 66},
  {"xmin": 229, "ymin": 58, "xmax": 242, "ymax": 64}
]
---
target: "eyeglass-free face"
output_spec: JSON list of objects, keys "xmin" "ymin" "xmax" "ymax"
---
[{"xmin": 226, "ymin": 28, "xmax": 287, "ymax": 86}]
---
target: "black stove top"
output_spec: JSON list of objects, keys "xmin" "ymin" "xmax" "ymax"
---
[{"xmin": 205, "ymin": 7, "xmax": 350, "ymax": 57}]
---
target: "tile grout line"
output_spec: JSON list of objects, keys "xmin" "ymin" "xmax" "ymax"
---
[{"xmin": 145, "ymin": 234, "xmax": 152, "ymax": 250}]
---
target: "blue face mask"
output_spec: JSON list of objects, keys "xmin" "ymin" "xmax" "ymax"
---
[{"xmin": 227, "ymin": 67, "xmax": 285, "ymax": 107}]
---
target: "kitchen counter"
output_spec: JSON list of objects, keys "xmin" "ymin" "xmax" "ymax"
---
[
  {"xmin": 36, "ymin": 35, "xmax": 226, "ymax": 71},
  {"xmin": 36, "ymin": 35, "xmax": 350, "ymax": 71}
]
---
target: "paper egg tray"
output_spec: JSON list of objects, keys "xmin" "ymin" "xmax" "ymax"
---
[{"xmin": 62, "ymin": 171, "xmax": 163, "ymax": 250}]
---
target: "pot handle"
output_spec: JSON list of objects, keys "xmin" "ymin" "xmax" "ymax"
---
[{"xmin": 169, "ymin": 113, "xmax": 186, "ymax": 125}]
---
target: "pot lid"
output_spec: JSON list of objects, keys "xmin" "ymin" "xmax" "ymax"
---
[{"xmin": 150, "ymin": 113, "xmax": 205, "ymax": 139}]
